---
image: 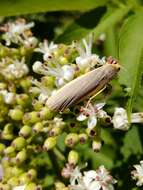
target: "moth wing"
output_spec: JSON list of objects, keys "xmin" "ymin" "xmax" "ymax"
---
[{"xmin": 46, "ymin": 66, "xmax": 105, "ymax": 111}]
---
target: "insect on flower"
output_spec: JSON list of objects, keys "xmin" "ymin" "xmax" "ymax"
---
[{"xmin": 46, "ymin": 57, "xmax": 120, "ymax": 112}]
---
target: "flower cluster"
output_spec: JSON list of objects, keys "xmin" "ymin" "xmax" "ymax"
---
[
  {"xmin": 131, "ymin": 160, "xmax": 143, "ymax": 186},
  {"xmin": 0, "ymin": 18, "xmax": 143, "ymax": 190},
  {"xmin": 61, "ymin": 164, "xmax": 117, "ymax": 190}
]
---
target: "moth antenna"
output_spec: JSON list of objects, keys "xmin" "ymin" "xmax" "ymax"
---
[{"xmin": 120, "ymin": 65, "xmax": 127, "ymax": 72}]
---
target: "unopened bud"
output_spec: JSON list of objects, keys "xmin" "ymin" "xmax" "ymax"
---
[
  {"xmin": 49, "ymin": 127, "xmax": 61, "ymax": 136},
  {"xmin": 4, "ymin": 146, "xmax": 15, "ymax": 157},
  {"xmin": 19, "ymin": 76, "xmax": 32, "ymax": 91},
  {"xmin": 27, "ymin": 169, "xmax": 37, "ymax": 180},
  {"xmin": 33, "ymin": 122, "xmax": 43, "ymax": 133},
  {"xmin": 79, "ymin": 133, "xmax": 88, "ymax": 144},
  {"xmin": 16, "ymin": 149, "xmax": 27, "ymax": 164},
  {"xmin": 16, "ymin": 94, "xmax": 30, "ymax": 107},
  {"xmin": 7, "ymin": 177, "xmax": 19, "ymax": 187},
  {"xmin": 65, "ymin": 133, "xmax": 79, "ymax": 147},
  {"xmin": 40, "ymin": 106, "xmax": 54, "ymax": 120},
  {"xmin": 2, "ymin": 123, "xmax": 14, "ymax": 140},
  {"xmin": 25, "ymin": 183, "xmax": 41, "ymax": 190},
  {"xmin": 41, "ymin": 76, "xmax": 55, "ymax": 88},
  {"xmin": 19, "ymin": 173, "xmax": 31, "ymax": 184},
  {"xmin": 92, "ymin": 137, "xmax": 102, "ymax": 152},
  {"xmin": 43, "ymin": 137, "xmax": 57, "ymax": 151},
  {"xmin": 0, "ymin": 183, "xmax": 11, "ymax": 190},
  {"xmin": 9, "ymin": 108, "xmax": 24, "ymax": 121},
  {"xmin": 19, "ymin": 125, "xmax": 32, "ymax": 138},
  {"xmin": 68, "ymin": 150, "xmax": 79, "ymax": 165},
  {"xmin": 55, "ymin": 181, "xmax": 66, "ymax": 189},
  {"xmin": 23, "ymin": 111, "xmax": 41, "ymax": 124},
  {"xmin": 32, "ymin": 99, "xmax": 43, "ymax": 111},
  {"xmin": 12, "ymin": 137, "xmax": 26, "ymax": 151},
  {"xmin": 0, "ymin": 143, "xmax": 5, "ymax": 155},
  {"xmin": 86, "ymin": 127, "xmax": 98, "ymax": 138}
]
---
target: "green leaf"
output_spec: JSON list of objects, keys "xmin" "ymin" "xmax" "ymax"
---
[
  {"xmin": 56, "ymin": 5, "xmax": 131, "ymax": 43},
  {"xmin": 118, "ymin": 11, "xmax": 143, "ymax": 116},
  {"xmin": 121, "ymin": 126, "xmax": 143, "ymax": 161},
  {"xmin": 104, "ymin": 25, "xmax": 118, "ymax": 57},
  {"xmin": 0, "ymin": 0, "xmax": 107, "ymax": 16}
]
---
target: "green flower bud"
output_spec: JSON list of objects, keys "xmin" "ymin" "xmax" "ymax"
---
[
  {"xmin": 32, "ymin": 100, "xmax": 43, "ymax": 111},
  {"xmin": 79, "ymin": 133, "xmax": 88, "ymax": 144},
  {"xmin": 16, "ymin": 94, "xmax": 30, "ymax": 107},
  {"xmin": 0, "ymin": 183, "xmax": 11, "ymax": 190},
  {"xmin": 11, "ymin": 166, "xmax": 23, "ymax": 176},
  {"xmin": 92, "ymin": 137, "xmax": 102, "ymax": 152},
  {"xmin": 19, "ymin": 173, "xmax": 31, "ymax": 184},
  {"xmin": 55, "ymin": 181, "xmax": 66, "ymax": 189},
  {"xmin": 43, "ymin": 137, "xmax": 57, "ymax": 151},
  {"xmin": 23, "ymin": 111, "xmax": 41, "ymax": 124},
  {"xmin": 19, "ymin": 125, "xmax": 32, "ymax": 138},
  {"xmin": 68, "ymin": 150, "xmax": 79, "ymax": 165},
  {"xmin": 2, "ymin": 123, "xmax": 14, "ymax": 140},
  {"xmin": 65, "ymin": 133, "xmax": 79, "ymax": 147},
  {"xmin": 86, "ymin": 127, "xmax": 98, "ymax": 138},
  {"xmin": 7, "ymin": 177, "xmax": 19, "ymax": 187},
  {"xmin": 59, "ymin": 56, "xmax": 68, "ymax": 65},
  {"xmin": 4, "ymin": 146, "xmax": 15, "ymax": 157},
  {"xmin": 16, "ymin": 149, "xmax": 27, "ymax": 164},
  {"xmin": 33, "ymin": 122, "xmax": 43, "ymax": 133},
  {"xmin": 25, "ymin": 183, "xmax": 36, "ymax": 190},
  {"xmin": 9, "ymin": 108, "xmax": 24, "ymax": 121},
  {"xmin": 27, "ymin": 169, "xmax": 37, "ymax": 180},
  {"xmin": 41, "ymin": 76, "xmax": 55, "ymax": 88},
  {"xmin": 0, "ymin": 82, "xmax": 7, "ymax": 90},
  {"xmin": 0, "ymin": 143, "xmax": 5, "ymax": 155},
  {"xmin": 12, "ymin": 137, "xmax": 26, "ymax": 151},
  {"xmin": 19, "ymin": 76, "xmax": 32, "ymax": 91},
  {"xmin": 49, "ymin": 127, "xmax": 61, "ymax": 137},
  {"xmin": 40, "ymin": 107, "xmax": 54, "ymax": 120},
  {"xmin": 0, "ymin": 106, "xmax": 9, "ymax": 118}
]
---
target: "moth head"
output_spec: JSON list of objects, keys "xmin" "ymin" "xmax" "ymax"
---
[{"xmin": 107, "ymin": 56, "xmax": 120, "ymax": 71}]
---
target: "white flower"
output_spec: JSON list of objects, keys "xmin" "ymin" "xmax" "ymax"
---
[
  {"xmin": 70, "ymin": 166, "xmax": 83, "ymax": 186},
  {"xmin": 35, "ymin": 39, "xmax": 58, "ymax": 61},
  {"xmin": 1, "ymin": 19, "xmax": 34, "ymax": 46},
  {"xmin": 75, "ymin": 35, "xmax": 106, "ymax": 70},
  {"xmin": 112, "ymin": 107, "xmax": 143, "ymax": 130},
  {"xmin": 70, "ymin": 165, "xmax": 117, "ymax": 190},
  {"xmin": 0, "ymin": 90, "xmax": 15, "ymax": 104},
  {"xmin": 3, "ymin": 58, "xmax": 29, "ymax": 79},
  {"xmin": 112, "ymin": 107, "xmax": 129, "ymax": 131},
  {"xmin": 77, "ymin": 102, "xmax": 106, "ymax": 129},
  {"xmin": 33, "ymin": 60, "xmax": 75, "ymax": 87},
  {"xmin": 13, "ymin": 185, "xmax": 26, "ymax": 190},
  {"xmin": 131, "ymin": 160, "xmax": 143, "ymax": 186},
  {"xmin": 23, "ymin": 36, "xmax": 38, "ymax": 48},
  {"xmin": 83, "ymin": 166, "xmax": 117, "ymax": 190},
  {"xmin": 31, "ymin": 79, "xmax": 52, "ymax": 104},
  {"xmin": 131, "ymin": 113, "xmax": 143, "ymax": 123}
]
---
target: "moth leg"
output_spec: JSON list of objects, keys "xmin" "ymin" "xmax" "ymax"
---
[{"xmin": 85, "ymin": 85, "xmax": 106, "ymax": 108}]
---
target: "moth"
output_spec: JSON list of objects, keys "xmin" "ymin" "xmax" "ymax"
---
[{"xmin": 46, "ymin": 57, "xmax": 120, "ymax": 112}]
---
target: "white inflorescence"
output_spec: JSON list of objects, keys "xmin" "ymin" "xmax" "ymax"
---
[
  {"xmin": 131, "ymin": 160, "xmax": 143, "ymax": 186},
  {"xmin": 75, "ymin": 35, "xmax": 106, "ymax": 70},
  {"xmin": 77, "ymin": 102, "xmax": 107, "ymax": 129},
  {"xmin": 70, "ymin": 165, "xmax": 117, "ymax": 190}
]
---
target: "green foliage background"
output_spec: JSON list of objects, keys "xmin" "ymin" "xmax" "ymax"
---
[{"xmin": 1, "ymin": 0, "xmax": 143, "ymax": 189}]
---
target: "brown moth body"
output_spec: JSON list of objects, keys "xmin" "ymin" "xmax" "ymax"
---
[{"xmin": 46, "ymin": 57, "xmax": 120, "ymax": 112}]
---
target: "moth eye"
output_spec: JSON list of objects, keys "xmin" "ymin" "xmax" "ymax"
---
[{"xmin": 107, "ymin": 56, "xmax": 118, "ymax": 65}]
